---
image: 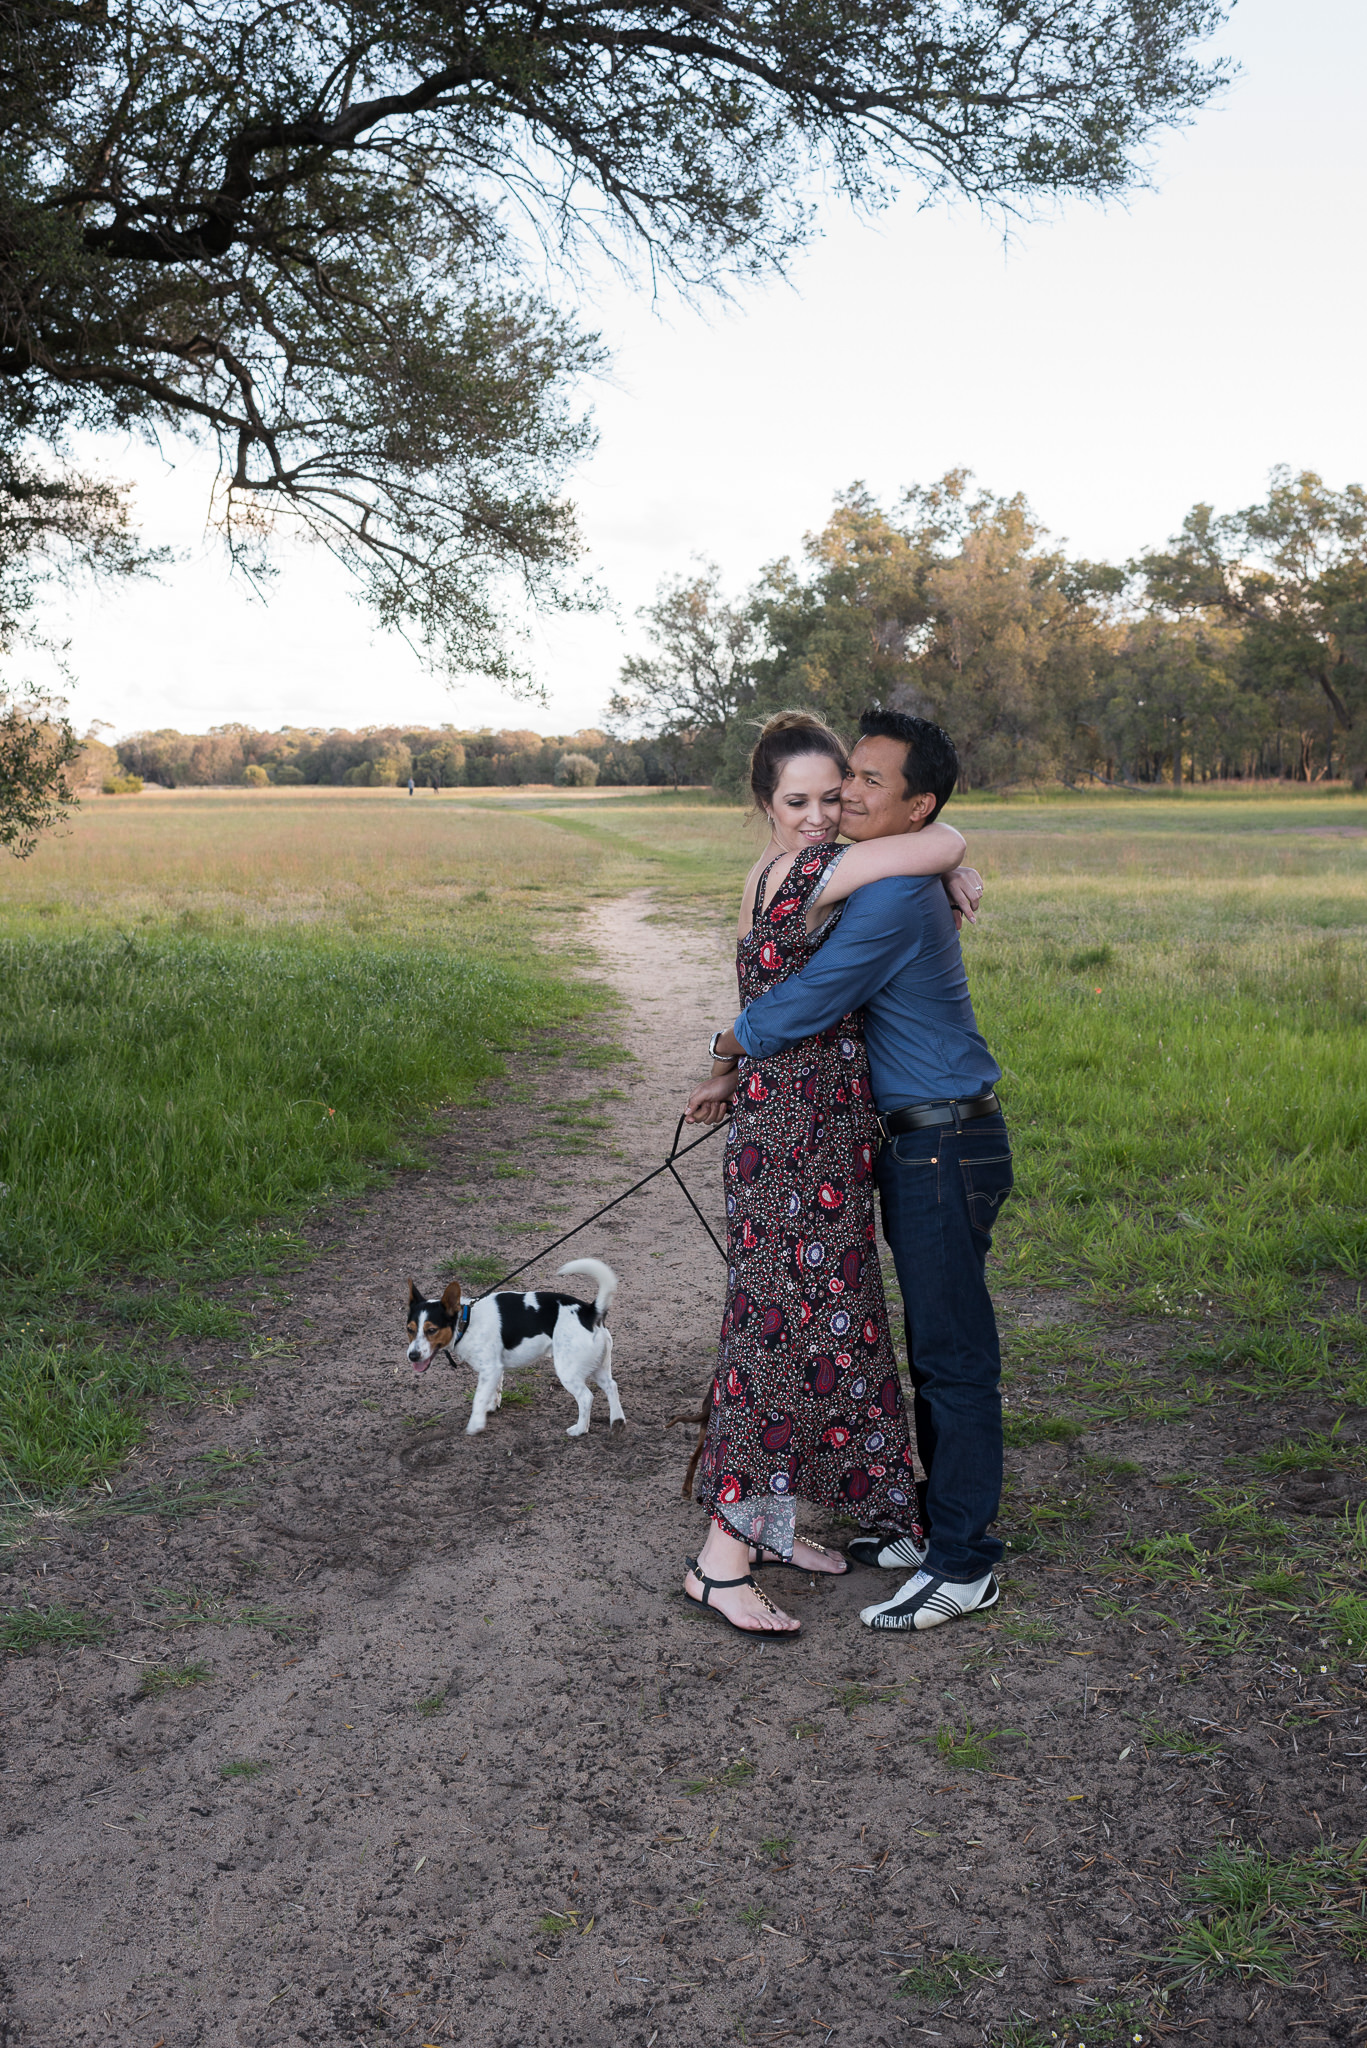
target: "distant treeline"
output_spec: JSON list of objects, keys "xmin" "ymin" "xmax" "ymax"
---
[
  {"xmin": 609, "ymin": 467, "xmax": 1367, "ymax": 793},
  {"xmin": 114, "ymin": 724, "xmax": 696, "ymax": 789},
  {"xmin": 114, "ymin": 467, "xmax": 1367, "ymax": 800}
]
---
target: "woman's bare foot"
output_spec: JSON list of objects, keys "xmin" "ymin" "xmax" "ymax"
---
[
  {"xmin": 685, "ymin": 1528, "xmax": 801, "ymax": 1634},
  {"xmin": 752, "ymin": 1535, "xmax": 848, "ymax": 1575}
]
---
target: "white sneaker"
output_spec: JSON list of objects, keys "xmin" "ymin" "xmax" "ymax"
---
[
  {"xmin": 859, "ymin": 1569, "xmax": 999, "ymax": 1632},
  {"xmin": 845, "ymin": 1532, "xmax": 930, "ymax": 1571}
]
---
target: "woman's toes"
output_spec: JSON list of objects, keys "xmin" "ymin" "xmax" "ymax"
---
[
  {"xmin": 687, "ymin": 1570, "xmax": 798, "ymax": 1633},
  {"xmin": 789, "ymin": 1539, "xmax": 845, "ymax": 1574}
]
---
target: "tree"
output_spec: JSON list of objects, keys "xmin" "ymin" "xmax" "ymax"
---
[
  {"xmin": 1, "ymin": 0, "xmax": 1232, "ymax": 680},
  {"xmin": 0, "ymin": 688, "xmax": 79, "ymax": 855},
  {"xmin": 608, "ymin": 562, "xmax": 758, "ymax": 781},
  {"xmin": 554, "ymin": 750, "xmax": 598, "ymax": 787},
  {"xmin": 0, "ymin": 444, "xmax": 155, "ymax": 849},
  {"xmin": 1140, "ymin": 470, "xmax": 1367, "ymax": 785},
  {"xmin": 413, "ymin": 738, "xmax": 467, "ymax": 788},
  {"xmin": 744, "ymin": 484, "xmax": 940, "ymax": 738},
  {"xmin": 1095, "ymin": 617, "xmax": 1243, "ymax": 787},
  {"xmin": 742, "ymin": 475, "xmax": 1110, "ymax": 788},
  {"xmin": 912, "ymin": 486, "xmax": 1112, "ymax": 787}
]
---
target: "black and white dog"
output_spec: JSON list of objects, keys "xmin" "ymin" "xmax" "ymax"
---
[{"xmin": 405, "ymin": 1258, "xmax": 623, "ymax": 1437}]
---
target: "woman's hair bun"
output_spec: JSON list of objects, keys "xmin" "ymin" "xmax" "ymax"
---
[{"xmin": 749, "ymin": 709, "xmax": 848, "ymax": 810}]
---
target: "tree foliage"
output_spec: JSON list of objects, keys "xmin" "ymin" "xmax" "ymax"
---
[
  {"xmin": 606, "ymin": 560, "xmax": 758, "ymax": 781},
  {"xmin": 1, "ymin": 0, "xmax": 1231, "ymax": 679},
  {"xmin": 623, "ymin": 469, "xmax": 1367, "ymax": 792},
  {"xmin": 738, "ymin": 475, "xmax": 1113, "ymax": 787},
  {"xmin": 114, "ymin": 719, "xmax": 664, "ymax": 786},
  {"xmin": 1139, "ymin": 468, "xmax": 1367, "ymax": 780},
  {"xmin": 0, "ymin": 690, "xmax": 80, "ymax": 855},
  {"xmin": 553, "ymin": 749, "xmax": 598, "ymax": 787},
  {"xmin": 0, "ymin": 445, "xmax": 156, "ymax": 852}
]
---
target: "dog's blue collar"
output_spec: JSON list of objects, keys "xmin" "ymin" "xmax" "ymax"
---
[{"xmin": 435, "ymin": 1297, "xmax": 473, "ymax": 1370}]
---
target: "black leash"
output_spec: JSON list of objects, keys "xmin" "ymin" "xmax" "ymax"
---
[{"xmin": 474, "ymin": 1113, "xmax": 728, "ymax": 1299}]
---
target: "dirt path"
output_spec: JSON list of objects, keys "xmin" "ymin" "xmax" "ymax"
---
[{"xmin": 2, "ymin": 896, "xmax": 1362, "ymax": 2048}]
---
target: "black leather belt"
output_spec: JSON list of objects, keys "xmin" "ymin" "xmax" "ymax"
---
[{"xmin": 879, "ymin": 1092, "xmax": 1000, "ymax": 1136}]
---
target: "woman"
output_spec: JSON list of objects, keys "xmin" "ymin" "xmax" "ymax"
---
[{"xmin": 680, "ymin": 711, "xmax": 979, "ymax": 1636}]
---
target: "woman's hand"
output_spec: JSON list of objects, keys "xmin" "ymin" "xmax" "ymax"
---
[
  {"xmin": 685, "ymin": 1071, "xmax": 741, "ymax": 1125},
  {"xmin": 945, "ymin": 865, "xmax": 984, "ymax": 927}
]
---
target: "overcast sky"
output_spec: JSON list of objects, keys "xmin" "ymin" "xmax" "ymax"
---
[{"xmin": 38, "ymin": 0, "xmax": 1367, "ymax": 744}]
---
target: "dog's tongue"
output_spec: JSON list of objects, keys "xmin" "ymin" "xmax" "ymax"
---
[{"xmin": 411, "ymin": 1357, "xmax": 431, "ymax": 1374}]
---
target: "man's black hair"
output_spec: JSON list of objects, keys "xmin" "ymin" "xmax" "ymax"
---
[{"xmin": 857, "ymin": 707, "xmax": 959, "ymax": 822}]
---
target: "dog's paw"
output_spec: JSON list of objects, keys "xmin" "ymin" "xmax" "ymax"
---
[
  {"xmin": 610, "ymin": 1416, "xmax": 626, "ymax": 1431},
  {"xmin": 565, "ymin": 1421, "xmax": 589, "ymax": 1437},
  {"xmin": 465, "ymin": 1418, "xmax": 487, "ymax": 1435}
]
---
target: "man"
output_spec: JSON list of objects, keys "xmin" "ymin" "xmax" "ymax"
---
[{"xmin": 695, "ymin": 708, "xmax": 1012, "ymax": 1632}]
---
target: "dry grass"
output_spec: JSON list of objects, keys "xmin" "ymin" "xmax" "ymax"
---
[{"xmin": 2, "ymin": 786, "xmax": 638, "ymax": 937}]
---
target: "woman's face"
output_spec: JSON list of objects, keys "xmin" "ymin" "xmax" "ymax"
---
[{"xmin": 764, "ymin": 751, "xmax": 845, "ymax": 852}]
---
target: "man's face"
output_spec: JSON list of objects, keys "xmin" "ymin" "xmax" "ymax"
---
[{"xmin": 840, "ymin": 735, "xmax": 937, "ymax": 840}]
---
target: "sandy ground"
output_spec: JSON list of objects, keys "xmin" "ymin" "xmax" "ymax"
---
[{"xmin": 1, "ymin": 894, "xmax": 1363, "ymax": 2048}]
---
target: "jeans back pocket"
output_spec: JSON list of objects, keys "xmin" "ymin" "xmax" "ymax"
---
[{"xmin": 959, "ymin": 1150, "xmax": 1014, "ymax": 1245}]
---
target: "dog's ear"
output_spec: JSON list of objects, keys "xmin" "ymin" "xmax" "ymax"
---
[
  {"xmin": 440, "ymin": 1279, "xmax": 463, "ymax": 1313},
  {"xmin": 408, "ymin": 1277, "xmax": 424, "ymax": 1309}
]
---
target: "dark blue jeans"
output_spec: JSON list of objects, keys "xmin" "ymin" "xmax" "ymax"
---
[{"xmin": 875, "ymin": 1112, "xmax": 1013, "ymax": 1581}]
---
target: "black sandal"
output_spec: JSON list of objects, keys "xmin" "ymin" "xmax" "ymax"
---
[
  {"xmin": 683, "ymin": 1557, "xmax": 801, "ymax": 1637},
  {"xmin": 750, "ymin": 1539, "xmax": 849, "ymax": 1577}
]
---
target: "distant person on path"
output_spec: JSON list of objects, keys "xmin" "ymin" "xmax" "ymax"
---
[
  {"xmin": 407, "ymin": 774, "xmax": 415, "ymax": 796},
  {"xmin": 686, "ymin": 709, "xmax": 1010, "ymax": 1637},
  {"xmin": 678, "ymin": 711, "xmax": 984, "ymax": 1636}
]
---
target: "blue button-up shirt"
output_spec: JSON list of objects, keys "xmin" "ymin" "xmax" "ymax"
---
[{"xmin": 732, "ymin": 875, "xmax": 1000, "ymax": 1113}]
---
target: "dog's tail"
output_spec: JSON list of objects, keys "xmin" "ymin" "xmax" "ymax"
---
[{"xmin": 558, "ymin": 1257, "xmax": 618, "ymax": 1324}]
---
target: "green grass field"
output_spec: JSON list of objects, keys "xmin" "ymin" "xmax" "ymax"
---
[
  {"xmin": 0, "ymin": 789, "xmax": 619, "ymax": 1502},
  {"xmin": 1, "ymin": 781, "xmax": 1363, "ymax": 1504},
  {"xmin": 538, "ymin": 787, "xmax": 1367, "ymax": 1335}
]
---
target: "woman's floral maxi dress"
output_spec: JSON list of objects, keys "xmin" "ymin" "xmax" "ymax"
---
[{"xmin": 697, "ymin": 843, "xmax": 923, "ymax": 1559}]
